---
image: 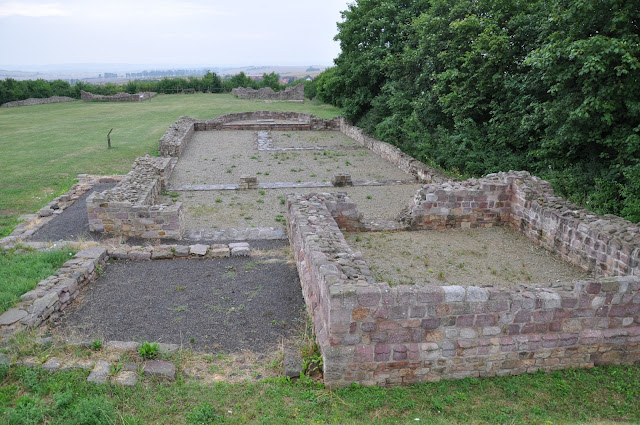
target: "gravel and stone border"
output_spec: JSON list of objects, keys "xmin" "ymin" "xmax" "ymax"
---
[{"xmin": 0, "ymin": 174, "xmax": 123, "ymax": 248}]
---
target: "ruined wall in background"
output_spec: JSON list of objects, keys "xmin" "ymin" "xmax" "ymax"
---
[
  {"xmin": 1, "ymin": 96, "xmax": 76, "ymax": 108},
  {"xmin": 232, "ymin": 84, "xmax": 304, "ymax": 101},
  {"xmin": 80, "ymin": 90, "xmax": 156, "ymax": 102}
]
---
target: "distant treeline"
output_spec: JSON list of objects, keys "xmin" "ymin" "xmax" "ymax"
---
[
  {"xmin": 0, "ymin": 71, "xmax": 316, "ymax": 105},
  {"xmin": 316, "ymin": 0, "xmax": 640, "ymax": 222}
]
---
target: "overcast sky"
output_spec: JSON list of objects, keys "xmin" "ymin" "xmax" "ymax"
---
[{"xmin": 0, "ymin": 0, "xmax": 351, "ymax": 68}]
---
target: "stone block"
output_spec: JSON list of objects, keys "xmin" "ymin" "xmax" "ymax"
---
[
  {"xmin": 231, "ymin": 246, "xmax": 251, "ymax": 257},
  {"xmin": 209, "ymin": 244, "xmax": 230, "ymax": 257},
  {"xmin": 0, "ymin": 308, "xmax": 28, "ymax": 325},
  {"xmin": 87, "ymin": 360, "xmax": 111, "ymax": 384},
  {"xmin": 142, "ymin": 360, "xmax": 176, "ymax": 381},
  {"xmin": 443, "ymin": 285, "xmax": 465, "ymax": 302},
  {"xmin": 42, "ymin": 357, "xmax": 61, "ymax": 372},
  {"xmin": 111, "ymin": 371, "xmax": 138, "ymax": 387},
  {"xmin": 106, "ymin": 341, "xmax": 139, "ymax": 351}
]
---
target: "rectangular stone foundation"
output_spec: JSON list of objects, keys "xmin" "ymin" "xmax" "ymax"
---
[
  {"xmin": 87, "ymin": 156, "xmax": 184, "ymax": 239},
  {"xmin": 287, "ymin": 189, "xmax": 640, "ymax": 388}
]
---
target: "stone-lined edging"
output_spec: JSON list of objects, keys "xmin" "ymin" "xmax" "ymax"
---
[
  {"xmin": 286, "ymin": 191, "xmax": 640, "ymax": 388},
  {"xmin": 0, "ymin": 174, "xmax": 123, "ymax": 248},
  {"xmin": 0, "ymin": 246, "xmax": 108, "ymax": 339},
  {"xmin": 4, "ymin": 340, "xmax": 180, "ymax": 386},
  {"xmin": 0, "ymin": 242, "xmax": 251, "ymax": 340}
]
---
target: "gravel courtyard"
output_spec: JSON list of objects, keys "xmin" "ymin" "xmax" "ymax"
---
[
  {"xmin": 345, "ymin": 227, "xmax": 592, "ymax": 287},
  {"xmin": 164, "ymin": 129, "xmax": 422, "ymax": 232},
  {"xmin": 56, "ymin": 248, "xmax": 304, "ymax": 354}
]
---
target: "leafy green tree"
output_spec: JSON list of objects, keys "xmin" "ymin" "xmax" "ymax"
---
[
  {"xmin": 202, "ymin": 70, "xmax": 222, "ymax": 92},
  {"xmin": 323, "ymin": 0, "xmax": 640, "ymax": 221},
  {"xmin": 261, "ymin": 72, "xmax": 281, "ymax": 91}
]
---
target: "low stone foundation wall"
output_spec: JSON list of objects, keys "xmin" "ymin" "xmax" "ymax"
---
[
  {"xmin": 1, "ymin": 96, "xmax": 76, "ymax": 108},
  {"xmin": 158, "ymin": 116, "xmax": 198, "ymax": 157},
  {"xmin": 80, "ymin": 91, "xmax": 156, "ymax": 102},
  {"xmin": 287, "ymin": 191, "xmax": 640, "ymax": 388},
  {"xmin": 158, "ymin": 112, "xmax": 341, "ymax": 156},
  {"xmin": 232, "ymin": 84, "xmax": 304, "ymax": 101},
  {"xmin": 338, "ymin": 118, "xmax": 448, "ymax": 184},
  {"xmin": 86, "ymin": 156, "xmax": 184, "ymax": 239},
  {"xmin": 0, "ymin": 247, "xmax": 107, "ymax": 338},
  {"xmin": 404, "ymin": 171, "xmax": 640, "ymax": 277}
]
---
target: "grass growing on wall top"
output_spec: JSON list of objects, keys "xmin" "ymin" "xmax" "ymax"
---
[
  {"xmin": 0, "ymin": 94, "xmax": 341, "ymax": 237},
  {"xmin": 0, "ymin": 247, "xmax": 76, "ymax": 314}
]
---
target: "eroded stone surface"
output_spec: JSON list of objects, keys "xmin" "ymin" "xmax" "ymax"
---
[
  {"xmin": 142, "ymin": 360, "xmax": 175, "ymax": 380},
  {"xmin": 0, "ymin": 309, "xmax": 27, "ymax": 326},
  {"xmin": 112, "ymin": 370, "xmax": 138, "ymax": 387},
  {"xmin": 87, "ymin": 360, "xmax": 111, "ymax": 384}
]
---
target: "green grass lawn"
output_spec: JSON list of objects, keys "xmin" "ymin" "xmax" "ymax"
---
[
  {"xmin": 0, "ymin": 248, "xmax": 76, "ymax": 314},
  {"xmin": 0, "ymin": 363, "xmax": 638, "ymax": 424},
  {"xmin": 0, "ymin": 94, "xmax": 341, "ymax": 237}
]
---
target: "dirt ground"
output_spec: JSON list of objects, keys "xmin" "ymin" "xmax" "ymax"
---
[
  {"xmin": 29, "ymin": 184, "xmax": 115, "ymax": 242},
  {"xmin": 162, "ymin": 184, "xmax": 422, "ymax": 230},
  {"xmin": 54, "ymin": 247, "xmax": 305, "ymax": 354},
  {"xmin": 345, "ymin": 227, "xmax": 592, "ymax": 287},
  {"xmin": 168, "ymin": 130, "xmax": 412, "ymax": 187}
]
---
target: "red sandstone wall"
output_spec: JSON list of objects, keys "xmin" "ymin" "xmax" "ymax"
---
[{"xmin": 287, "ymin": 191, "xmax": 640, "ymax": 388}]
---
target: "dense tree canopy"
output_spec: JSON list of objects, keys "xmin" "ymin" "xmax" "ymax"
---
[
  {"xmin": 319, "ymin": 0, "xmax": 640, "ymax": 222},
  {"xmin": 0, "ymin": 70, "xmax": 289, "ymax": 105}
]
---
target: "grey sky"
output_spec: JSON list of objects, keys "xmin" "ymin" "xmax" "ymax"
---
[{"xmin": 0, "ymin": 0, "xmax": 351, "ymax": 68}]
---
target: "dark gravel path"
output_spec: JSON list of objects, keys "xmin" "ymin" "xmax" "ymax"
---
[
  {"xmin": 56, "ymin": 254, "xmax": 305, "ymax": 353},
  {"xmin": 29, "ymin": 184, "xmax": 115, "ymax": 242}
]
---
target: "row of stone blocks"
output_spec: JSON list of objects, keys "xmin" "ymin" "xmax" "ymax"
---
[
  {"xmin": 286, "ymin": 189, "xmax": 640, "ymax": 388},
  {"xmin": 0, "ymin": 242, "xmax": 251, "ymax": 340},
  {"xmin": 3, "ymin": 340, "xmax": 179, "ymax": 387},
  {"xmin": 0, "ymin": 246, "xmax": 108, "ymax": 338}
]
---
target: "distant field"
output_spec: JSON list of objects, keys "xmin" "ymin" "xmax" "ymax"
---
[{"xmin": 0, "ymin": 94, "xmax": 341, "ymax": 237}]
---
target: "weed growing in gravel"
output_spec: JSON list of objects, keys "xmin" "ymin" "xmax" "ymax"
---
[
  {"xmin": 169, "ymin": 305, "xmax": 188, "ymax": 312},
  {"xmin": 91, "ymin": 339, "xmax": 102, "ymax": 351},
  {"xmin": 139, "ymin": 342, "xmax": 159, "ymax": 359}
]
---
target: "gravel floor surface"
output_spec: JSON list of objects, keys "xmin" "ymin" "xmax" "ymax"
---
[
  {"xmin": 169, "ymin": 130, "xmax": 412, "ymax": 187},
  {"xmin": 270, "ymin": 130, "xmax": 360, "ymax": 149},
  {"xmin": 345, "ymin": 227, "xmax": 592, "ymax": 287},
  {"xmin": 29, "ymin": 184, "xmax": 115, "ymax": 242},
  {"xmin": 164, "ymin": 185, "xmax": 421, "ymax": 230},
  {"xmin": 56, "ymin": 250, "xmax": 304, "ymax": 353}
]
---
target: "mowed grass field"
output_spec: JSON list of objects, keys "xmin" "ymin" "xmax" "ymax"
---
[{"xmin": 0, "ymin": 94, "xmax": 341, "ymax": 237}]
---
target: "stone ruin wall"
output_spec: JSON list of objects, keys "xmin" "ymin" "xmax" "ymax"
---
[
  {"xmin": 80, "ymin": 90, "xmax": 157, "ymax": 102},
  {"xmin": 404, "ymin": 171, "xmax": 640, "ymax": 278},
  {"xmin": 338, "ymin": 119, "xmax": 448, "ymax": 184},
  {"xmin": 158, "ymin": 111, "xmax": 341, "ymax": 157},
  {"xmin": 232, "ymin": 83, "xmax": 304, "ymax": 101},
  {"xmin": 86, "ymin": 156, "xmax": 184, "ymax": 239},
  {"xmin": 156, "ymin": 112, "xmax": 442, "ymax": 185},
  {"xmin": 287, "ymin": 188, "xmax": 640, "ymax": 388},
  {"xmin": 1, "ymin": 96, "xmax": 76, "ymax": 108},
  {"xmin": 0, "ymin": 247, "xmax": 108, "ymax": 335}
]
